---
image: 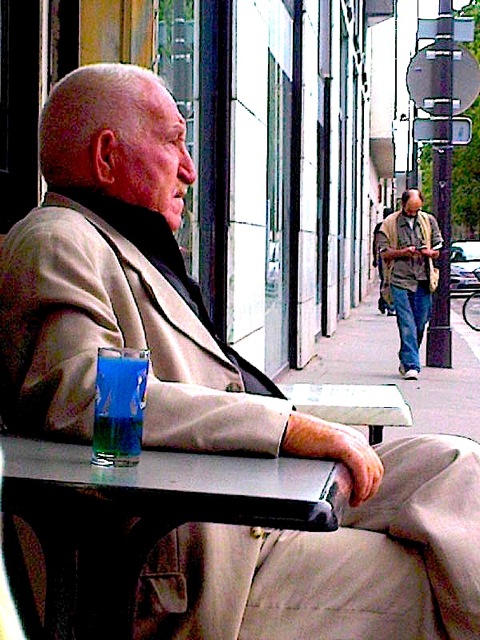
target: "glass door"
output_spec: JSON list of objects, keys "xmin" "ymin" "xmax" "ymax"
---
[{"xmin": 265, "ymin": 51, "xmax": 292, "ymax": 377}]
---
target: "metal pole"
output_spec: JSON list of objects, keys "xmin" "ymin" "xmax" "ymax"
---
[
  {"xmin": 411, "ymin": 1, "xmax": 420, "ymax": 187},
  {"xmin": 426, "ymin": 0, "xmax": 453, "ymax": 368}
]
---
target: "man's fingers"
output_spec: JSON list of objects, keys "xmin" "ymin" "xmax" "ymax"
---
[
  {"xmin": 283, "ymin": 412, "xmax": 384, "ymax": 507},
  {"xmin": 347, "ymin": 442, "xmax": 384, "ymax": 506}
]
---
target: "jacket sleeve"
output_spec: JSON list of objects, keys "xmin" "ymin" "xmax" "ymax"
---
[
  {"xmin": 0, "ymin": 211, "xmax": 291, "ymax": 456},
  {"xmin": 376, "ymin": 228, "xmax": 390, "ymax": 253}
]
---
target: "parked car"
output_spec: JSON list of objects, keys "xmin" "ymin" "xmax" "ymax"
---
[
  {"xmin": 450, "ymin": 240, "xmax": 480, "ymax": 293},
  {"xmin": 450, "ymin": 262, "xmax": 480, "ymax": 291}
]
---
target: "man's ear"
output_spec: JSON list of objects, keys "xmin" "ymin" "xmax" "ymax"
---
[{"xmin": 91, "ymin": 129, "xmax": 117, "ymax": 185}]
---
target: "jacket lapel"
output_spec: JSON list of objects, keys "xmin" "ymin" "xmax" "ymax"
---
[
  {"xmin": 43, "ymin": 194, "xmax": 233, "ymax": 367},
  {"xmin": 416, "ymin": 211, "xmax": 431, "ymax": 249}
]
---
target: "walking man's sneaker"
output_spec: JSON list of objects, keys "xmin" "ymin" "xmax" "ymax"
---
[{"xmin": 399, "ymin": 364, "xmax": 419, "ymax": 380}]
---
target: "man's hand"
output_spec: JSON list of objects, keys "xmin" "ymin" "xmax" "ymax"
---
[
  {"xmin": 383, "ymin": 246, "xmax": 439, "ymax": 261},
  {"xmin": 402, "ymin": 246, "xmax": 417, "ymax": 257},
  {"xmin": 419, "ymin": 247, "xmax": 440, "ymax": 259},
  {"xmin": 281, "ymin": 411, "xmax": 384, "ymax": 507}
]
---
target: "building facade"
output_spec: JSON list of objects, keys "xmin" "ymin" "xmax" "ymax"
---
[{"xmin": 1, "ymin": 0, "xmax": 399, "ymax": 380}]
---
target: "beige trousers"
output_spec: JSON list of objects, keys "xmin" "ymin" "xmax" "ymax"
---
[{"xmin": 239, "ymin": 435, "xmax": 480, "ymax": 640}]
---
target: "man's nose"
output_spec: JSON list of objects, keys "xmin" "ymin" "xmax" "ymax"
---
[{"xmin": 179, "ymin": 148, "xmax": 197, "ymax": 184}]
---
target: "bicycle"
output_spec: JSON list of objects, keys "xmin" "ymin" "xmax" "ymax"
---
[{"xmin": 462, "ymin": 289, "xmax": 480, "ymax": 331}]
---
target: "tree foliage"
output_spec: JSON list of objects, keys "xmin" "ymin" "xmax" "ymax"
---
[
  {"xmin": 419, "ymin": 0, "xmax": 480, "ymax": 239},
  {"xmin": 158, "ymin": 0, "xmax": 194, "ymax": 21}
]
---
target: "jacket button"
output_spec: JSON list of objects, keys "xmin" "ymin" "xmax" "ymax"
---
[
  {"xmin": 250, "ymin": 527, "xmax": 265, "ymax": 539},
  {"xmin": 225, "ymin": 382, "xmax": 243, "ymax": 392}
]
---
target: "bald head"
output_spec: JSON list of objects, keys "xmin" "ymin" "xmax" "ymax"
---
[
  {"xmin": 401, "ymin": 188, "xmax": 424, "ymax": 218},
  {"xmin": 39, "ymin": 63, "xmax": 169, "ymax": 188},
  {"xmin": 39, "ymin": 62, "xmax": 196, "ymax": 228}
]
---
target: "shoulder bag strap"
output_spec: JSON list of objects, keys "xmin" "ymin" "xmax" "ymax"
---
[{"xmin": 416, "ymin": 211, "xmax": 432, "ymax": 249}]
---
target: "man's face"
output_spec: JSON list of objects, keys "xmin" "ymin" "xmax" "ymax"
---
[
  {"xmin": 111, "ymin": 81, "xmax": 197, "ymax": 232},
  {"xmin": 403, "ymin": 193, "xmax": 423, "ymax": 218}
]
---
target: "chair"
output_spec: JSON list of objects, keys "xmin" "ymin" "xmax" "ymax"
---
[{"xmin": 0, "ymin": 447, "xmax": 28, "ymax": 640}]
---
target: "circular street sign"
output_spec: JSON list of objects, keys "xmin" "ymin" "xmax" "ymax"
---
[{"xmin": 406, "ymin": 42, "xmax": 480, "ymax": 115}]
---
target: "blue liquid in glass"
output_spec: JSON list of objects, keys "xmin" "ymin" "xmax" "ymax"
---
[{"xmin": 92, "ymin": 355, "xmax": 148, "ymax": 466}]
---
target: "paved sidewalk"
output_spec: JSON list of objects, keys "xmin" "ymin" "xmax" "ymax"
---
[{"xmin": 277, "ymin": 285, "xmax": 479, "ymax": 444}]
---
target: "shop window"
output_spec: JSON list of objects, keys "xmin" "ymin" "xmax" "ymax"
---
[
  {"xmin": 265, "ymin": 16, "xmax": 293, "ymax": 376},
  {"xmin": 156, "ymin": 0, "xmax": 196, "ymax": 274}
]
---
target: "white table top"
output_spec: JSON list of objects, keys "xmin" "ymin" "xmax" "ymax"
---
[
  {"xmin": 279, "ymin": 383, "xmax": 413, "ymax": 427},
  {"xmin": 0, "ymin": 435, "xmax": 352, "ymax": 531}
]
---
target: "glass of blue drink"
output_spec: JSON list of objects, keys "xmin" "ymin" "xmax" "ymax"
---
[{"xmin": 91, "ymin": 347, "xmax": 150, "ymax": 467}]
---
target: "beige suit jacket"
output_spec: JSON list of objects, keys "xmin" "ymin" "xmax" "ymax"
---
[
  {"xmin": 0, "ymin": 193, "xmax": 293, "ymax": 638},
  {"xmin": 0, "ymin": 193, "xmax": 291, "ymax": 450}
]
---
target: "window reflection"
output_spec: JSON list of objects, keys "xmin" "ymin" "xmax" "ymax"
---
[
  {"xmin": 265, "ymin": 50, "xmax": 292, "ymax": 376},
  {"xmin": 156, "ymin": 0, "xmax": 195, "ymax": 274}
]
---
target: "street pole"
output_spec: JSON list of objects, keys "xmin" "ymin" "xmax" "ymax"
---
[
  {"xmin": 426, "ymin": 0, "xmax": 453, "ymax": 368},
  {"xmin": 410, "ymin": 2, "xmax": 420, "ymax": 187}
]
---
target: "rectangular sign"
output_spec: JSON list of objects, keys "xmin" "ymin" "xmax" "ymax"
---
[
  {"xmin": 413, "ymin": 117, "xmax": 472, "ymax": 144},
  {"xmin": 418, "ymin": 17, "xmax": 474, "ymax": 42}
]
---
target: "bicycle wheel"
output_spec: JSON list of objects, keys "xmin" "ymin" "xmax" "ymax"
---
[{"xmin": 462, "ymin": 291, "xmax": 480, "ymax": 331}]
